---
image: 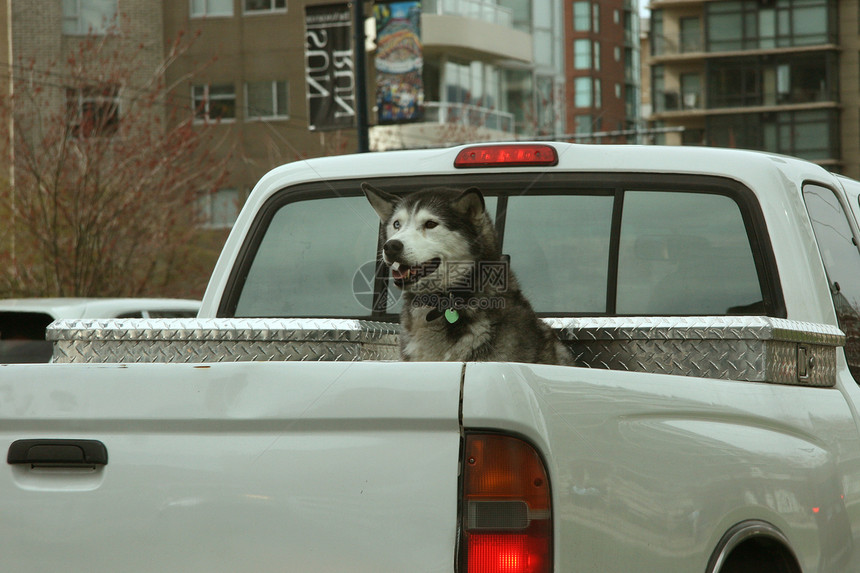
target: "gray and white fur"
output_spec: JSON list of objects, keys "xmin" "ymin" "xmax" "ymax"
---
[{"xmin": 362, "ymin": 182, "xmax": 574, "ymax": 365}]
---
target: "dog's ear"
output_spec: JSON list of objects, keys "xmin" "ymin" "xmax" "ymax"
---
[
  {"xmin": 451, "ymin": 187, "xmax": 485, "ymax": 219},
  {"xmin": 362, "ymin": 182, "xmax": 399, "ymax": 221}
]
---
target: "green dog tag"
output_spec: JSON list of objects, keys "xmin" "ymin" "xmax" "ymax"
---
[{"xmin": 444, "ymin": 308, "xmax": 459, "ymax": 324}]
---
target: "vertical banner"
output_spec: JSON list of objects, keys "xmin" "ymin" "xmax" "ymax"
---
[
  {"xmin": 304, "ymin": 3, "xmax": 356, "ymax": 131},
  {"xmin": 373, "ymin": 1, "xmax": 424, "ymax": 124}
]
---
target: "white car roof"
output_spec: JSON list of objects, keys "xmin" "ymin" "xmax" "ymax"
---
[{"xmin": 0, "ymin": 298, "xmax": 201, "ymax": 319}]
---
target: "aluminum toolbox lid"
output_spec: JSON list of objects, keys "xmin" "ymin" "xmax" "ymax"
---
[
  {"xmin": 47, "ymin": 318, "xmax": 400, "ymax": 363},
  {"xmin": 545, "ymin": 316, "xmax": 845, "ymax": 387},
  {"xmin": 545, "ymin": 316, "xmax": 845, "ymax": 346},
  {"xmin": 47, "ymin": 318, "xmax": 400, "ymax": 341}
]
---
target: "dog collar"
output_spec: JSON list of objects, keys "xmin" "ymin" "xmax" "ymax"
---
[
  {"xmin": 426, "ymin": 307, "xmax": 459, "ymax": 323},
  {"xmin": 424, "ymin": 292, "xmax": 461, "ymax": 324}
]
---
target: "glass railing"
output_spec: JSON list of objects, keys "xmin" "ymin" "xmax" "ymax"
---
[
  {"xmin": 652, "ymin": 89, "xmax": 704, "ymax": 112},
  {"xmin": 652, "ymin": 32, "xmax": 704, "ymax": 56},
  {"xmin": 422, "ymin": 0, "xmax": 514, "ymax": 27},
  {"xmin": 423, "ymin": 101, "xmax": 515, "ymax": 133}
]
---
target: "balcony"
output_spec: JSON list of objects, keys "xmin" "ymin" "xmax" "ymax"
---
[
  {"xmin": 371, "ymin": 101, "xmax": 515, "ymax": 150},
  {"xmin": 421, "ymin": 11, "xmax": 531, "ymax": 63},
  {"xmin": 653, "ymin": 89, "xmax": 704, "ymax": 114},
  {"xmin": 423, "ymin": 101, "xmax": 514, "ymax": 133},
  {"xmin": 652, "ymin": 32, "xmax": 704, "ymax": 57},
  {"xmin": 422, "ymin": 0, "xmax": 513, "ymax": 27}
]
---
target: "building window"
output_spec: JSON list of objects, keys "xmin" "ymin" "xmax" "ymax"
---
[
  {"xmin": 625, "ymin": 84, "xmax": 638, "ymax": 120},
  {"xmin": 199, "ymin": 188, "xmax": 240, "ymax": 229},
  {"xmin": 708, "ymin": 53, "xmax": 836, "ymax": 109},
  {"xmin": 651, "ymin": 65, "xmax": 665, "ymax": 112},
  {"xmin": 575, "ymin": 115, "xmax": 592, "ymax": 135},
  {"xmin": 502, "ymin": 68, "xmax": 532, "ymax": 132},
  {"xmin": 574, "ymin": 77, "xmax": 592, "ymax": 108},
  {"xmin": 62, "ymin": 0, "xmax": 117, "ymax": 35},
  {"xmin": 192, "ymin": 84, "xmax": 236, "ymax": 122},
  {"xmin": 706, "ymin": 109, "xmax": 838, "ymax": 161},
  {"xmin": 679, "ymin": 17, "xmax": 701, "ymax": 53},
  {"xmin": 246, "ymin": 81, "xmax": 289, "ymax": 119},
  {"xmin": 682, "ymin": 128, "xmax": 705, "ymax": 146},
  {"xmin": 244, "ymin": 0, "xmax": 286, "ymax": 13},
  {"xmin": 191, "ymin": 0, "xmax": 234, "ymax": 17},
  {"xmin": 573, "ymin": 2, "xmax": 590, "ymax": 32},
  {"xmin": 66, "ymin": 85, "xmax": 120, "ymax": 138},
  {"xmin": 573, "ymin": 39, "xmax": 591, "ymax": 69},
  {"xmin": 706, "ymin": 0, "xmax": 834, "ymax": 52},
  {"xmin": 650, "ymin": 9, "xmax": 664, "ymax": 56},
  {"xmin": 680, "ymin": 73, "xmax": 701, "ymax": 109},
  {"xmin": 534, "ymin": 30, "xmax": 553, "ymax": 67},
  {"xmin": 536, "ymin": 76, "xmax": 554, "ymax": 135},
  {"xmin": 444, "ymin": 60, "xmax": 502, "ymax": 110}
]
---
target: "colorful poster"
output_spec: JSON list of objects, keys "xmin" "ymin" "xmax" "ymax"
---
[
  {"xmin": 304, "ymin": 3, "xmax": 356, "ymax": 131},
  {"xmin": 373, "ymin": 1, "xmax": 424, "ymax": 124}
]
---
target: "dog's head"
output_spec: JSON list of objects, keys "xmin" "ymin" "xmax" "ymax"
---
[{"xmin": 362, "ymin": 183, "xmax": 496, "ymax": 291}]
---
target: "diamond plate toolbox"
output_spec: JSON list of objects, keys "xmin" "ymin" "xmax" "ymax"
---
[
  {"xmin": 546, "ymin": 316, "xmax": 845, "ymax": 387},
  {"xmin": 47, "ymin": 316, "xmax": 844, "ymax": 386},
  {"xmin": 47, "ymin": 318, "xmax": 400, "ymax": 363}
]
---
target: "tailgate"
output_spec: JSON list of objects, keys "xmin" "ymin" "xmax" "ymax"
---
[{"xmin": 0, "ymin": 361, "xmax": 463, "ymax": 572}]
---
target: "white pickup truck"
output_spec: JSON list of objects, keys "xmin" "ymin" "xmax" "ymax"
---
[{"xmin": 4, "ymin": 142, "xmax": 860, "ymax": 573}]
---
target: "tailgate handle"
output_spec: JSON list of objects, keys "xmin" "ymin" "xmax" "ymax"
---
[{"xmin": 7, "ymin": 439, "xmax": 108, "ymax": 468}]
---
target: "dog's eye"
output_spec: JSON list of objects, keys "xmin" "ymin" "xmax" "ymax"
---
[
  {"xmin": 392, "ymin": 220, "xmax": 401, "ymax": 230},
  {"xmin": 424, "ymin": 220, "xmax": 438, "ymax": 230}
]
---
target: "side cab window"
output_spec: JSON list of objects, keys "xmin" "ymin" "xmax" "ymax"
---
[{"xmin": 803, "ymin": 183, "xmax": 860, "ymax": 380}]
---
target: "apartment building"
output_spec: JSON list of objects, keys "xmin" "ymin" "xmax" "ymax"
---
[
  {"xmin": 162, "ymin": 0, "xmax": 339, "ymax": 229},
  {"xmin": 565, "ymin": 0, "xmax": 641, "ymax": 142},
  {"xmin": 645, "ymin": 0, "xmax": 860, "ymax": 178},
  {"xmin": 2, "ymin": 0, "xmax": 164, "ymax": 132}
]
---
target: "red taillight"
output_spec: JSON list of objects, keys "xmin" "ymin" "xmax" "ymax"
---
[
  {"xmin": 454, "ymin": 144, "xmax": 559, "ymax": 168},
  {"xmin": 467, "ymin": 534, "xmax": 550, "ymax": 573},
  {"xmin": 459, "ymin": 434, "xmax": 552, "ymax": 573}
]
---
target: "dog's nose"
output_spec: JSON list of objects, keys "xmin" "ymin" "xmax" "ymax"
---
[{"xmin": 383, "ymin": 239, "xmax": 403, "ymax": 258}]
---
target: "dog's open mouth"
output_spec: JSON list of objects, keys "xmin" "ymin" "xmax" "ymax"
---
[{"xmin": 391, "ymin": 258, "xmax": 441, "ymax": 287}]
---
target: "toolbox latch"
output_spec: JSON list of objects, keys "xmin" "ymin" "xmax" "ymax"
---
[{"xmin": 797, "ymin": 345, "xmax": 811, "ymax": 380}]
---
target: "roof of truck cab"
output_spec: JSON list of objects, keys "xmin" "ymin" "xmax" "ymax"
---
[{"xmin": 249, "ymin": 142, "xmax": 834, "ymax": 202}]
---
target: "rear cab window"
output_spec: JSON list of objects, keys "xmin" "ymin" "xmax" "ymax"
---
[{"xmin": 220, "ymin": 174, "xmax": 781, "ymax": 320}]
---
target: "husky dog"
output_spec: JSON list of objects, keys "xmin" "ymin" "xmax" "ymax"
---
[{"xmin": 362, "ymin": 182, "xmax": 574, "ymax": 365}]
